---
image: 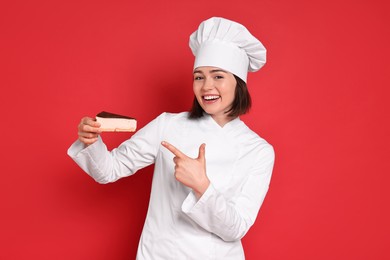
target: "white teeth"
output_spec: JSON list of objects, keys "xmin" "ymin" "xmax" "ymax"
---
[{"xmin": 204, "ymin": 95, "xmax": 219, "ymax": 100}]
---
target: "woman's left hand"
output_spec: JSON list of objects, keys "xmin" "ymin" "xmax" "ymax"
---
[{"xmin": 162, "ymin": 141, "xmax": 210, "ymax": 199}]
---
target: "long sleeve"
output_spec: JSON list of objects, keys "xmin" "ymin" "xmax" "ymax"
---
[
  {"xmin": 67, "ymin": 113, "xmax": 167, "ymax": 184},
  {"xmin": 181, "ymin": 144, "xmax": 275, "ymax": 242}
]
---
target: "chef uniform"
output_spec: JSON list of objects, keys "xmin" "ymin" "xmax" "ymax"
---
[{"xmin": 68, "ymin": 17, "xmax": 275, "ymax": 259}]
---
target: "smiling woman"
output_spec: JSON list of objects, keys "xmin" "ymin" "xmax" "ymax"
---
[
  {"xmin": 190, "ymin": 68, "xmax": 251, "ymax": 124},
  {"xmin": 68, "ymin": 17, "xmax": 274, "ymax": 259},
  {"xmin": 191, "ymin": 67, "xmax": 237, "ymax": 126}
]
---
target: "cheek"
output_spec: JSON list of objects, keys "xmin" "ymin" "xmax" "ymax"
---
[
  {"xmin": 224, "ymin": 85, "xmax": 236, "ymax": 102},
  {"xmin": 193, "ymin": 84, "xmax": 201, "ymax": 96}
]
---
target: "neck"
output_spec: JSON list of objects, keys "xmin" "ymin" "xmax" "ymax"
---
[{"xmin": 211, "ymin": 114, "xmax": 236, "ymax": 127}]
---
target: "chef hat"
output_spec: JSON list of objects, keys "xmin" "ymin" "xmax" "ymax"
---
[{"xmin": 189, "ymin": 17, "xmax": 266, "ymax": 83}]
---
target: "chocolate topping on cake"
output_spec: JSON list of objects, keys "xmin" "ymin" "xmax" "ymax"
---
[{"xmin": 96, "ymin": 111, "xmax": 135, "ymax": 120}]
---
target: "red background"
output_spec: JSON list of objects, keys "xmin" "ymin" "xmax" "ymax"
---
[{"xmin": 1, "ymin": 0, "xmax": 389, "ymax": 259}]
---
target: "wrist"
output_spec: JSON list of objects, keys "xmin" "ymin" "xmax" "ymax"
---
[{"xmin": 194, "ymin": 178, "xmax": 210, "ymax": 199}]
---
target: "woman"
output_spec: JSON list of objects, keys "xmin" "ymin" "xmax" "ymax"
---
[{"xmin": 68, "ymin": 17, "xmax": 275, "ymax": 259}]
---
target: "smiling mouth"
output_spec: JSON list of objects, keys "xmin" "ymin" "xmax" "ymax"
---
[{"xmin": 203, "ymin": 95, "xmax": 220, "ymax": 101}]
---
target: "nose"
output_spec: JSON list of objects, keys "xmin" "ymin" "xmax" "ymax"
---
[{"xmin": 202, "ymin": 77, "xmax": 214, "ymax": 91}]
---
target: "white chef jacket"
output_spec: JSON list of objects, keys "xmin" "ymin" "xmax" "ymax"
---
[{"xmin": 68, "ymin": 112, "xmax": 275, "ymax": 259}]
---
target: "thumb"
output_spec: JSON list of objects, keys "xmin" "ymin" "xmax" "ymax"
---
[{"xmin": 197, "ymin": 143, "xmax": 206, "ymax": 161}]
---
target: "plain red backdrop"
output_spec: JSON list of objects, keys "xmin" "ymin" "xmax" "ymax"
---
[{"xmin": 1, "ymin": 0, "xmax": 389, "ymax": 259}]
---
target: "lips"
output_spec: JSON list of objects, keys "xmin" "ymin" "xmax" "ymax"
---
[{"xmin": 203, "ymin": 95, "xmax": 220, "ymax": 101}]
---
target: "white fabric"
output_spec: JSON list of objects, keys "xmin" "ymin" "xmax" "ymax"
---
[
  {"xmin": 68, "ymin": 112, "xmax": 275, "ymax": 259},
  {"xmin": 189, "ymin": 17, "xmax": 267, "ymax": 82}
]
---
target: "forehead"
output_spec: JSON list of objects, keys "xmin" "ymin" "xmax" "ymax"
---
[
  {"xmin": 193, "ymin": 66, "xmax": 229, "ymax": 74},
  {"xmin": 193, "ymin": 66, "xmax": 233, "ymax": 76}
]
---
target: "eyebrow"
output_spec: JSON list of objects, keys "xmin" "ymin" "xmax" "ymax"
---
[{"xmin": 193, "ymin": 69, "xmax": 228, "ymax": 74}]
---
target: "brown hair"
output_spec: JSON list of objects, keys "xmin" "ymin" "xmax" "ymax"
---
[{"xmin": 189, "ymin": 75, "xmax": 252, "ymax": 119}]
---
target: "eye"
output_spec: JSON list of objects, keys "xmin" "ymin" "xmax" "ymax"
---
[
  {"xmin": 214, "ymin": 75, "xmax": 224, "ymax": 79},
  {"xmin": 194, "ymin": 76, "xmax": 204, "ymax": 80}
]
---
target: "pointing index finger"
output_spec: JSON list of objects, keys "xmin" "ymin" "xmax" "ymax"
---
[{"xmin": 161, "ymin": 141, "xmax": 185, "ymax": 158}]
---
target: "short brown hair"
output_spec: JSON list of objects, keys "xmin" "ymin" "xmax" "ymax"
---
[{"xmin": 189, "ymin": 75, "xmax": 251, "ymax": 119}]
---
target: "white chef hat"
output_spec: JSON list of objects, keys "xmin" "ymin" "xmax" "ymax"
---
[{"xmin": 189, "ymin": 17, "xmax": 266, "ymax": 83}]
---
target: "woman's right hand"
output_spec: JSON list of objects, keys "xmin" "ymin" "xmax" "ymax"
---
[{"xmin": 78, "ymin": 117, "xmax": 102, "ymax": 146}]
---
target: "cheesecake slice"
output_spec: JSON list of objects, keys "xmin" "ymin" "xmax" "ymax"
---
[{"xmin": 96, "ymin": 111, "xmax": 137, "ymax": 132}]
